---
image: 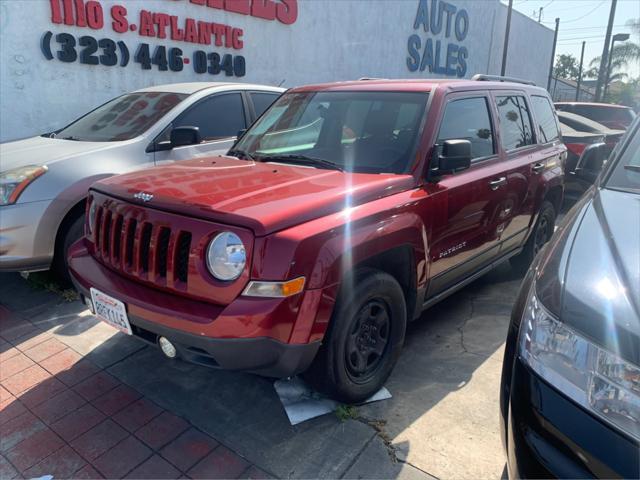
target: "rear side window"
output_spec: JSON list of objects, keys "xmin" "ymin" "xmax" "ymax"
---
[
  {"xmin": 531, "ymin": 96, "xmax": 560, "ymax": 143},
  {"xmin": 437, "ymin": 97, "xmax": 494, "ymax": 160},
  {"xmin": 250, "ymin": 92, "xmax": 280, "ymax": 118},
  {"xmin": 574, "ymin": 105, "xmax": 635, "ymax": 123},
  {"xmin": 175, "ymin": 93, "xmax": 246, "ymax": 141},
  {"xmin": 496, "ymin": 95, "xmax": 534, "ymax": 150}
]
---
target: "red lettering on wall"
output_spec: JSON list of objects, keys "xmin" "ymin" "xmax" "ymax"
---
[
  {"xmin": 276, "ymin": 0, "xmax": 298, "ymax": 25},
  {"xmin": 86, "ymin": 1, "xmax": 104, "ymax": 29},
  {"xmin": 139, "ymin": 10, "xmax": 155, "ymax": 37},
  {"xmin": 184, "ymin": 18, "xmax": 198, "ymax": 43},
  {"xmin": 232, "ymin": 28, "xmax": 243, "ymax": 49},
  {"xmin": 74, "ymin": 0, "xmax": 87, "ymax": 27},
  {"xmin": 111, "ymin": 5, "xmax": 128, "ymax": 32},
  {"xmin": 154, "ymin": 13, "xmax": 170, "ymax": 39},
  {"xmin": 225, "ymin": 0, "xmax": 250, "ymax": 15},
  {"xmin": 252, "ymin": 0, "xmax": 276, "ymax": 20}
]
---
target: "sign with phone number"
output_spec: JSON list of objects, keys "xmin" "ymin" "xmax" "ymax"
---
[{"xmin": 41, "ymin": 31, "xmax": 246, "ymax": 77}]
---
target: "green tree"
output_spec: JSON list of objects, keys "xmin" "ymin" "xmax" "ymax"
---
[{"xmin": 554, "ymin": 54, "xmax": 580, "ymax": 80}]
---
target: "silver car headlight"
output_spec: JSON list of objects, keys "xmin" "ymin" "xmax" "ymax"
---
[
  {"xmin": 0, "ymin": 165, "xmax": 48, "ymax": 206},
  {"xmin": 206, "ymin": 232, "xmax": 246, "ymax": 281},
  {"xmin": 519, "ymin": 288, "xmax": 640, "ymax": 441}
]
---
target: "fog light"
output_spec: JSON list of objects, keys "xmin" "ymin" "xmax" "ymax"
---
[{"xmin": 158, "ymin": 337, "xmax": 177, "ymax": 359}]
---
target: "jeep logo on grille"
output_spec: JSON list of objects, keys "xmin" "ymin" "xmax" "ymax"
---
[{"xmin": 133, "ymin": 192, "xmax": 154, "ymax": 202}]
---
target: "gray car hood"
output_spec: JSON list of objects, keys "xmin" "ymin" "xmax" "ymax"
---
[
  {"xmin": 0, "ymin": 135, "xmax": 123, "ymax": 171},
  {"xmin": 537, "ymin": 188, "xmax": 640, "ymax": 365}
]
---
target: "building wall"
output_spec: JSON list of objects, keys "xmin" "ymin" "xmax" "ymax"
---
[{"xmin": 0, "ymin": 0, "xmax": 555, "ymax": 143}]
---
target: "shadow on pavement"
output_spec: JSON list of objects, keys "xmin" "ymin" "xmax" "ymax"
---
[{"xmin": 1, "ymin": 264, "xmax": 519, "ymax": 479}]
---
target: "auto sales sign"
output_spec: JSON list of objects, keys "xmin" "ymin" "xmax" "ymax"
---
[
  {"xmin": 407, "ymin": 0, "xmax": 469, "ymax": 77},
  {"xmin": 42, "ymin": 0, "xmax": 298, "ymax": 77}
]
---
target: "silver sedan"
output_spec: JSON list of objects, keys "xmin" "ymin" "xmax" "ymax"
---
[{"xmin": 0, "ymin": 82, "xmax": 283, "ymax": 279}]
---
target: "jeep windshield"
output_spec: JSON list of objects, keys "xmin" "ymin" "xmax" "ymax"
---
[
  {"xmin": 51, "ymin": 92, "xmax": 187, "ymax": 142},
  {"xmin": 233, "ymin": 91, "xmax": 428, "ymax": 174}
]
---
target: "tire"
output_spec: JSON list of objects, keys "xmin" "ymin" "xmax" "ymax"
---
[
  {"xmin": 303, "ymin": 268, "xmax": 407, "ymax": 404},
  {"xmin": 52, "ymin": 214, "xmax": 85, "ymax": 285},
  {"xmin": 510, "ymin": 200, "xmax": 556, "ymax": 275}
]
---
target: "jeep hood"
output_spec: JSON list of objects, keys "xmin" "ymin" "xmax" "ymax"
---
[
  {"xmin": 537, "ymin": 187, "xmax": 640, "ymax": 366},
  {"xmin": 92, "ymin": 156, "xmax": 415, "ymax": 236},
  {"xmin": 0, "ymin": 135, "xmax": 123, "ymax": 171}
]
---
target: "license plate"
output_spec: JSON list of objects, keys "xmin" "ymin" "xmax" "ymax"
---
[{"xmin": 90, "ymin": 288, "xmax": 132, "ymax": 335}]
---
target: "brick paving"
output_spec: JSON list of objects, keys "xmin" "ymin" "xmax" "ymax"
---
[{"xmin": 0, "ymin": 306, "xmax": 273, "ymax": 479}]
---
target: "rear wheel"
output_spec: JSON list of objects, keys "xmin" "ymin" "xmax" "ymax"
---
[
  {"xmin": 303, "ymin": 269, "xmax": 407, "ymax": 404},
  {"xmin": 510, "ymin": 200, "xmax": 556, "ymax": 274},
  {"xmin": 52, "ymin": 214, "xmax": 84, "ymax": 285}
]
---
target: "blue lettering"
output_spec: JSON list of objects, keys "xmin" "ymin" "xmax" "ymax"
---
[
  {"xmin": 413, "ymin": 0, "xmax": 429, "ymax": 32},
  {"xmin": 455, "ymin": 9, "xmax": 469, "ymax": 41},
  {"xmin": 457, "ymin": 46, "xmax": 468, "ymax": 77},
  {"xmin": 445, "ymin": 43, "xmax": 458, "ymax": 76},
  {"xmin": 407, "ymin": 35, "xmax": 421, "ymax": 72},
  {"xmin": 433, "ymin": 40, "xmax": 447, "ymax": 74},
  {"xmin": 430, "ymin": 0, "xmax": 443, "ymax": 35},
  {"xmin": 443, "ymin": 2, "xmax": 457, "ymax": 38},
  {"xmin": 420, "ymin": 37, "xmax": 434, "ymax": 72}
]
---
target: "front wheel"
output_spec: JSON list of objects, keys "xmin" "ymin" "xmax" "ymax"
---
[
  {"xmin": 303, "ymin": 269, "xmax": 407, "ymax": 404},
  {"xmin": 510, "ymin": 200, "xmax": 556, "ymax": 275}
]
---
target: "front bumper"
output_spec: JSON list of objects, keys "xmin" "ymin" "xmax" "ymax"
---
[
  {"xmin": 506, "ymin": 358, "xmax": 639, "ymax": 479},
  {"xmin": 0, "ymin": 200, "xmax": 53, "ymax": 271},
  {"xmin": 68, "ymin": 241, "xmax": 322, "ymax": 377}
]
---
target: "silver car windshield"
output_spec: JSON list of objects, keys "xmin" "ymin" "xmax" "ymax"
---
[
  {"xmin": 233, "ymin": 91, "xmax": 428, "ymax": 174},
  {"xmin": 54, "ymin": 92, "xmax": 187, "ymax": 142}
]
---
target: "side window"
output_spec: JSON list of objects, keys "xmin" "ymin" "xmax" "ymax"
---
[
  {"xmin": 174, "ymin": 93, "xmax": 246, "ymax": 142},
  {"xmin": 437, "ymin": 97, "xmax": 494, "ymax": 160},
  {"xmin": 496, "ymin": 95, "xmax": 534, "ymax": 150},
  {"xmin": 531, "ymin": 96, "xmax": 560, "ymax": 143},
  {"xmin": 250, "ymin": 92, "xmax": 280, "ymax": 118}
]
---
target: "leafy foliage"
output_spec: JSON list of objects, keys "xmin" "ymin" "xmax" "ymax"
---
[{"xmin": 554, "ymin": 54, "xmax": 580, "ymax": 80}]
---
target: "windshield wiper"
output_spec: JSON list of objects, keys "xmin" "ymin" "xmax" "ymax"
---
[
  {"xmin": 259, "ymin": 154, "xmax": 343, "ymax": 171},
  {"xmin": 623, "ymin": 165, "xmax": 640, "ymax": 173},
  {"xmin": 61, "ymin": 136, "xmax": 80, "ymax": 141},
  {"xmin": 227, "ymin": 149, "xmax": 255, "ymax": 161}
]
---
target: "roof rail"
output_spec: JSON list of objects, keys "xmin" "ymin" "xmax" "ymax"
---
[
  {"xmin": 471, "ymin": 74, "xmax": 536, "ymax": 86},
  {"xmin": 358, "ymin": 77, "xmax": 386, "ymax": 81}
]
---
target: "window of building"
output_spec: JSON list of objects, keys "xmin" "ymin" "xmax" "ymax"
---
[
  {"xmin": 496, "ymin": 95, "xmax": 535, "ymax": 150},
  {"xmin": 531, "ymin": 95, "xmax": 560, "ymax": 143},
  {"xmin": 437, "ymin": 97, "xmax": 494, "ymax": 160}
]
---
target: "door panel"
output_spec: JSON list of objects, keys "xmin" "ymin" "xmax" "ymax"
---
[
  {"xmin": 491, "ymin": 92, "xmax": 538, "ymax": 251},
  {"xmin": 153, "ymin": 92, "xmax": 247, "ymax": 165},
  {"xmin": 424, "ymin": 93, "xmax": 508, "ymax": 298}
]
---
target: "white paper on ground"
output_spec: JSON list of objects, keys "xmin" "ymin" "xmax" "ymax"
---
[{"xmin": 274, "ymin": 376, "xmax": 392, "ymax": 425}]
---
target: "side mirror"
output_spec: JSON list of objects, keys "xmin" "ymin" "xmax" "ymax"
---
[
  {"xmin": 170, "ymin": 126, "xmax": 202, "ymax": 148},
  {"xmin": 574, "ymin": 142, "xmax": 607, "ymax": 184},
  {"xmin": 430, "ymin": 139, "xmax": 472, "ymax": 178}
]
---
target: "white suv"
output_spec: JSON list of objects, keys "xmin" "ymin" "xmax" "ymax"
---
[{"xmin": 0, "ymin": 82, "xmax": 284, "ymax": 280}]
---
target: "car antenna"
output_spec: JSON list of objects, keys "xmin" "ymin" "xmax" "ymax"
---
[{"xmin": 278, "ymin": 79, "xmax": 286, "ymax": 87}]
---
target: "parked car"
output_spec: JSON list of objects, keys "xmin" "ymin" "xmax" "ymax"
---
[
  {"xmin": 555, "ymin": 101, "xmax": 636, "ymax": 130},
  {"xmin": 0, "ymin": 82, "xmax": 284, "ymax": 280},
  {"xmin": 68, "ymin": 77, "xmax": 565, "ymax": 402},
  {"xmin": 557, "ymin": 110, "xmax": 625, "ymax": 155},
  {"xmin": 559, "ymin": 123, "xmax": 608, "ymax": 204},
  {"xmin": 500, "ymin": 117, "xmax": 639, "ymax": 478}
]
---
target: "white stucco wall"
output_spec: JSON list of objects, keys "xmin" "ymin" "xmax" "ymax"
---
[{"xmin": 0, "ymin": 0, "xmax": 554, "ymax": 143}]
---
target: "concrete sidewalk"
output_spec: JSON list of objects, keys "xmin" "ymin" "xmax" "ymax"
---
[{"xmin": 0, "ymin": 266, "xmax": 519, "ymax": 479}]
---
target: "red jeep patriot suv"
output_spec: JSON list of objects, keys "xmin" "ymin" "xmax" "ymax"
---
[{"xmin": 69, "ymin": 76, "xmax": 565, "ymax": 402}]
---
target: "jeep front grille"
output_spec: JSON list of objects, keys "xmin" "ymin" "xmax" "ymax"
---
[{"xmin": 93, "ymin": 206, "xmax": 192, "ymax": 287}]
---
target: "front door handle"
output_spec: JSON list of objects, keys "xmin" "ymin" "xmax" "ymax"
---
[
  {"xmin": 489, "ymin": 177, "xmax": 507, "ymax": 190},
  {"xmin": 532, "ymin": 162, "xmax": 545, "ymax": 173}
]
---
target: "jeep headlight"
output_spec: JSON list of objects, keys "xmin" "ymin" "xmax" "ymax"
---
[
  {"xmin": 0, "ymin": 165, "xmax": 48, "ymax": 206},
  {"xmin": 206, "ymin": 232, "xmax": 246, "ymax": 281},
  {"xmin": 520, "ymin": 288, "xmax": 640, "ymax": 441}
]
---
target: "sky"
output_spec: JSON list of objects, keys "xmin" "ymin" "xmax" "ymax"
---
[{"xmin": 505, "ymin": 0, "xmax": 640, "ymax": 78}]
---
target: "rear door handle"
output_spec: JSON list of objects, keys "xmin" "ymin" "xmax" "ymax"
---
[
  {"xmin": 532, "ymin": 162, "xmax": 545, "ymax": 173},
  {"xmin": 489, "ymin": 177, "xmax": 507, "ymax": 190}
]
